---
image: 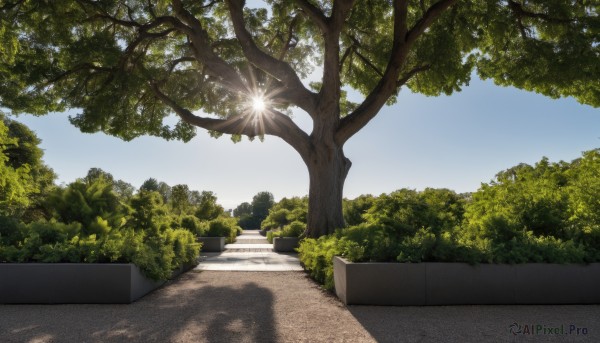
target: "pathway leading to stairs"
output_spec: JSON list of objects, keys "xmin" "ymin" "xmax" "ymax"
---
[{"xmin": 194, "ymin": 230, "xmax": 303, "ymax": 271}]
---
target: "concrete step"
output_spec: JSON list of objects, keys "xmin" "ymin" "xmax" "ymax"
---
[
  {"xmin": 234, "ymin": 238, "xmax": 269, "ymax": 244},
  {"xmin": 225, "ymin": 243, "xmax": 272, "ymax": 249},
  {"xmin": 196, "ymin": 252, "xmax": 302, "ymax": 271}
]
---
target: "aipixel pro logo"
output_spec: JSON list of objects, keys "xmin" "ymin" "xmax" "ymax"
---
[{"xmin": 509, "ymin": 322, "xmax": 589, "ymax": 336}]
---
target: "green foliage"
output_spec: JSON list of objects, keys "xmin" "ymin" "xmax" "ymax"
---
[
  {"xmin": 0, "ymin": 119, "xmax": 221, "ymax": 280},
  {"xmin": 128, "ymin": 190, "xmax": 169, "ymax": 233},
  {"xmin": 140, "ymin": 178, "xmax": 160, "ymax": 192},
  {"xmin": 193, "ymin": 190, "xmax": 225, "ymax": 220},
  {"xmin": 299, "ymin": 152, "xmax": 600, "ymax": 289},
  {"xmin": 233, "ymin": 202, "xmax": 252, "ymax": 217},
  {"xmin": 235, "ymin": 191, "xmax": 277, "ymax": 229},
  {"xmin": 0, "ymin": 118, "xmax": 38, "ymax": 217},
  {"xmin": 0, "ymin": 219, "xmax": 200, "ymax": 281},
  {"xmin": 260, "ymin": 196, "xmax": 308, "ymax": 231},
  {"xmin": 82, "ymin": 168, "xmax": 136, "ymax": 201},
  {"xmin": 2, "ymin": 116, "xmax": 56, "ymax": 221},
  {"xmin": 252, "ymin": 191, "xmax": 275, "ymax": 223},
  {"xmin": 298, "ymin": 236, "xmax": 364, "ymax": 290},
  {"xmin": 198, "ymin": 217, "xmax": 240, "ymax": 244},
  {"xmin": 267, "ymin": 220, "xmax": 305, "ymax": 243},
  {"xmin": 170, "ymin": 184, "xmax": 192, "ymax": 215},
  {"xmin": 180, "ymin": 215, "xmax": 203, "ymax": 236},
  {"xmin": 343, "ymin": 194, "xmax": 376, "ymax": 226},
  {"xmin": 46, "ymin": 177, "xmax": 126, "ymax": 232}
]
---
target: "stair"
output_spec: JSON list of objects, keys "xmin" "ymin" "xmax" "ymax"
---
[{"xmin": 195, "ymin": 230, "xmax": 303, "ymax": 271}]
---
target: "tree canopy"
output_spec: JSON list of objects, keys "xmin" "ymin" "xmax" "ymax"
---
[
  {"xmin": 1, "ymin": 0, "xmax": 598, "ymax": 236},
  {"xmin": 2, "ymin": 1, "xmax": 597, "ymax": 139}
]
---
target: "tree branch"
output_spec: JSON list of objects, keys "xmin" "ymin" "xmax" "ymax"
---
[
  {"xmin": 330, "ymin": 0, "xmax": 355, "ymax": 33},
  {"xmin": 405, "ymin": 0, "xmax": 459, "ymax": 45},
  {"xmin": 226, "ymin": 0, "xmax": 318, "ymax": 116},
  {"xmin": 508, "ymin": 1, "xmax": 574, "ymax": 25},
  {"xmin": 396, "ymin": 64, "xmax": 431, "ymax": 87},
  {"xmin": 293, "ymin": 0, "xmax": 328, "ymax": 32},
  {"xmin": 278, "ymin": 15, "xmax": 300, "ymax": 60},
  {"xmin": 0, "ymin": 0, "xmax": 25, "ymax": 12},
  {"xmin": 317, "ymin": 0, "xmax": 356, "ymax": 118},
  {"xmin": 355, "ymin": 49, "xmax": 385, "ymax": 78},
  {"xmin": 170, "ymin": 0, "xmax": 248, "ymax": 94},
  {"xmin": 336, "ymin": 0, "xmax": 456, "ymax": 144},
  {"xmin": 150, "ymin": 82, "xmax": 310, "ymax": 157}
]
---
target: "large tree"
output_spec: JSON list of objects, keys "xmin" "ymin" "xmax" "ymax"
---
[{"xmin": 1, "ymin": 1, "xmax": 598, "ymax": 237}]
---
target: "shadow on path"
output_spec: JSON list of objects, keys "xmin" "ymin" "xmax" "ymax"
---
[
  {"xmin": 0, "ymin": 271, "xmax": 278, "ymax": 343},
  {"xmin": 349, "ymin": 304, "xmax": 600, "ymax": 343}
]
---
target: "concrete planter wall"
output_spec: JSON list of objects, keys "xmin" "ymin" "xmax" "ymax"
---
[
  {"xmin": 197, "ymin": 236, "xmax": 225, "ymax": 252},
  {"xmin": 333, "ymin": 257, "xmax": 600, "ymax": 306},
  {"xmin": 273, "ymin": 237, "xmax": 300, "ymax": 252},
  {"xmin": 0, "ymin": 263, "xmax": 164, "ymax": 304}
]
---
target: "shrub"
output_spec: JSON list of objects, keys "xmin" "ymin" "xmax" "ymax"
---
[
  {"xmin": 0, "ymin": 219, "xmax": 201, "ymax": 280},
  {"xmin": 180, "ymin": 215, "xmax": 203, "ymax": 236},
  {"xmin": 260, "ymin": 196, "xmax": 307, "ymax": 231},
  {"xmin": 343, "ymin": 195, "xmax": 376, "ymax": 226},
  {"xmin": 198, "ymin": 218, "xmax": 240, "ymax": 243},
  {"xmin": 298, "ymin": 236, "xmax": 363, "ymax": 290},
  {"xmin": 267, "ymin": 221, "xmax": 305, "ymax": 243}
]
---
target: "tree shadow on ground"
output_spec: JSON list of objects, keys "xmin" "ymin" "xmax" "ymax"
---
[
  {"xmin": 348, "ymin": 304, "xmax": 600, "ymax": 343},
  {"xmin": 0, "ymin": 271, "xmax": 278, "ymax": 343}
]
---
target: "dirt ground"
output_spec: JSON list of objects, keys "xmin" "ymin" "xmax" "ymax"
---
[{"xmin": 1, "ymin": 271, "xmax": 598, "ymax": 343}]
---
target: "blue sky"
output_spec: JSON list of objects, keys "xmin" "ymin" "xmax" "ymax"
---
[{"xmin": 13, "ymin": 74, "xmax": 600, "ymax": 210}]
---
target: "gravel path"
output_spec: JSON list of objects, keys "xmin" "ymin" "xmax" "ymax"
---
[
  {"xmin": 1, "ymin": 270, "xmax": 598, "ymax": 342},
  {"xmin": 0, "ymin": 271, "xmax": 375, "ymax": 343}
]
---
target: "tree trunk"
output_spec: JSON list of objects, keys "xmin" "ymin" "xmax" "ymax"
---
[{"xmin": 304, "ymin": 144, "xmax": 352, "ymax": 238}]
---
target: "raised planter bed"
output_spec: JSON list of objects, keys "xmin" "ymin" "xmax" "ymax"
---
[
  {"xmin": 197, "ymin": 236, "xmax": 226, "ymax": 252},
  {"xmin": 0, "ymin": 263, "xmax": 164, "ymax": 304},
  {"xmin": 273, "ymin": 237, "xmax": 300, "ymax": 252},
  {"xmin": 333, "ymin": 256, "xmax": 600, "ymax": 306}
]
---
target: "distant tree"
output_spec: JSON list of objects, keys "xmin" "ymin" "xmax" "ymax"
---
[
  {"xmin": 3, "ymin": 1, "xmax": 597, "ymax": 236},
  {"xmin": 140, "ymin": 178, "xmax": 160, "ymax": 192},
  {"xmin": 157, "ymin": 182, "xmax": 172, "ymax": 204},
  {"xmin": 194, "ymin": 190, "xmax": 224, "ymax": 220},
  {"xmin": 82, "ymin": 167, "xmax": 135, "ymax": 200},
  {"xmin": 251, "ymin": 191, "xmax": 275, "ymax": 226},
  {"xmin": 233, "ymin": 202, "xmax": 252, "ymax": 218},
  {"xmin": 170, "ymin": 184, "xmax": 191, "ymax": 215},
  {"xmin": 113, "ymin": 179, "xmax": 136, "ymax": 200},
  {"xmin": 260, "ymin": 196, "xmax": 308, "ymax": 230},
  {"xmin": 83, "ymin": 168, "xmax": 114, "ymax": 185}
]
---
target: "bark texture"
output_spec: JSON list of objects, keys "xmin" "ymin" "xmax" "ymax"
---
[{"xmin": 305, "ymin": 144, "xmax": 352, "ymax": 237}]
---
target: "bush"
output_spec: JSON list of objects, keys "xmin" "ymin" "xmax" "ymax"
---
[
  {"xmin": 180, "ymin": 215, "xmax": 203, "ymax": 236},
  {"xmin": 298, "ymin": 236, "xmax": 363, "ymax": 290},
  {"xmin": 0, "ymin": 219, "xmax": 201, "ymax": 280},
  {"xmin": 298, "ymin": 221, "xmax": 585, "ymax": 291},
  {"xmin": 198, "ymin": 218, "xmax": 240, "ymax": 244},
  {"xmin": 267, "ymin": 221, "xmax": 305, "ymax": 243},
  {"xmin": 261, "ymin": 197, "xmax": 307, "ymax": 231}
]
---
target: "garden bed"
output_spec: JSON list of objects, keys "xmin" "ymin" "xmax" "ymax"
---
[
  {"xmin": 273, "ymin": 237, "xmax": 300, "ymax": 252},
  {"xmin": 197, "ymin": 236, "xmax": 226, "ymax": 252},
  {"xmin": 333, "ymin": 257, "xmax": 600, "ymax": 306},
  {"xmin": 0, "ymin": 263, "xmax": 170, "ymax": 304}
]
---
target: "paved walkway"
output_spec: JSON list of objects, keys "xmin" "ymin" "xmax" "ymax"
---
[{"xmin": 194, "ymin": 230, "xmax": 303, "ymax": 271}]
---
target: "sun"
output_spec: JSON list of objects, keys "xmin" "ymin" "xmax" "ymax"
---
[{"xmin": 252, "ymin": 96, "xmax": 266, "ymax": 112}]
